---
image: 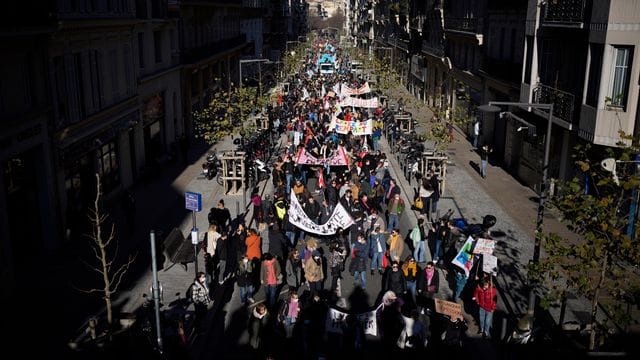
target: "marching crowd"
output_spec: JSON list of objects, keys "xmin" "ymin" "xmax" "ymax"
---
[{"xmin": 188, "ymin": 36, "xmax": 498, "ymax": 359}]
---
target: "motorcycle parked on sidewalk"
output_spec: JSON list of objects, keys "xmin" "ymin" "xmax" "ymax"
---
[{"xmin": 202, "ymin": 150, "xmax": 223, "ymax": 185}]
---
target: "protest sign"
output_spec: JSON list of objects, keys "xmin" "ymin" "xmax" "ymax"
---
[
  {"xmin": 451, "ymin": 236, "xmax": 476, "ymax": 278},
  {"xmin": 357, "ymin": 311, "xmax": 378, "ymax": 336},
  {"xmin": 288, "ymin": 192, "xmax": 354, "ymax": 235},
  {"xmin": 483, "ymin": 253, "xmax": 498, "ymax": 275},
  {"xmin": 325, "ymin": 308, "xmax": 348, "ymax": 334},
  {"xmin": 434, "ymin": 298, "xmax": 463, "ymax": 320},
  {"xmin": 473, "ymin": 238, "xmax": 495, "ymax": 255}
]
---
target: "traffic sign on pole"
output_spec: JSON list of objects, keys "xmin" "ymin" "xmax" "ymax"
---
[{"xmin": 185, "ymin": 192, "xmax": 202, "ymax": 212}]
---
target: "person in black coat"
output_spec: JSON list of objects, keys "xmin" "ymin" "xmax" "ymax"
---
[
  {"xmin": 385, "ymin": 261, "xmax": 407, "ymax": 296},
  {"xmin": 268, "ymin": 223, "xmax": 286, "ymax": 261}
]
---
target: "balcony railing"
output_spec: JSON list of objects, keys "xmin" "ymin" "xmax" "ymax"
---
[
  {"xmin": 444, "ymin": 17, "xmax": 483, "ymax": 34},
  {"xmin": 411, "ymin": 15, "xmax": 426, "ymax": 31},
  {"xmin": 532, "ymin": 83, "xmax": 575, "ymax": 123},
  {"xmin": 542, "ymin": 0, "xmax": 586, "ymax": 27},
  {"xmin": 421, "ymin": 42, "xmax": 444, "ymax": 57}
]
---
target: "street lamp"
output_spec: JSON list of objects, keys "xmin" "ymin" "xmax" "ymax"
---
[{"xmin": 478, "ymin": 101, "xmax": 554, "ymax": 316}]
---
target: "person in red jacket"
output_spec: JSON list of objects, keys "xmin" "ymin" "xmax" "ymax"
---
[{"xmin": 473, "ymin": 276, "xmax": 497, "ymax": 338}]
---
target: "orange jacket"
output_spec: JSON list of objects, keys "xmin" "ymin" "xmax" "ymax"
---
[{"xmin": 245, "ymin": 233, "xmax": 262, "ymax": 261}]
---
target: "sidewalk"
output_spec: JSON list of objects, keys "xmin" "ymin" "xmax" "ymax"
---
[{"xmin": 383, "ymin": 86, "xmax": 587, "ymax": 336}]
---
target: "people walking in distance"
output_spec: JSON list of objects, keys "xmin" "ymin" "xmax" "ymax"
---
[
  {"xmin": 236, "ymin": 255, "xmax": 255, "ymax": 305},
  {"xmin": 277, "ymin": 290, "xmax": 301, "ymax": 339},
  {"xmin": 285, "ymin": 249, "xmax": 303, "ymax": 292},
  {"xmin": 328, "ymin": 241, "xmax": 347, "ymax": 297},
  {"xmin": 191, "ymin": 272, "xmax": 211, "ymax": 332},
  {"xmin": 402, "ymin": 256, "xmax": 420, "ymax": 300},
  {"xmin": 304, "ymin": 250, "xmax": 324, "ymax": 299},
  {"xmin": 473, "ymin": 119, "xmax": 480, "ymax": 149},
  {"xmin": 208, "ymin": 199, "xmax": 231, "ymax": 233},
  {"xmin": 349, "ymin": 233, "xmax": 369, "ymax": 290},
  {"xmin": 428, "ymin": 171, "xmax": 440, "ymax": 221},
  {"xmin": 411, "ymin": 218, "xmax": 427, "ymax": 264},
  {"xmin": 419, "ymin": 178, "xmax": 433, "ymax": 218},
  {"xmin": 260, "ymin": 253, "xmax": 283, "ymax": 309},
  {"xmin": 369, "ymin": 226, "xmax": 387, "ymax": 275},
  {"xmin": 417, "ymin": 261, "xmax": 440, "ymax": 309},
  {"xmin": 473, "ymin": 277, "xmax": 497, "ymax": 338},
  {"xmin": 480, "ymin": 144, "xmax": 493, "ymax": 179},
  {"xmin": 386, "ymin": 193, "xmax": 404, "ymax": 233},
  {"xmin": 205, "ymin": 224, "xmax": 221, "ymax": 286},
  {"xmin": 387, "ymin": 228, "xmax": 405, "ymax": 263},
  {"xmin": 385, "ymin": 261, "xmax": 407, "ymax": 296},
  {"xmin": 248, "ymin": 303, "xmax": 270, "ymax": 351},
  {"xmin": 215, "ymin": 233, "xmax": 229, "ymax": 285}
]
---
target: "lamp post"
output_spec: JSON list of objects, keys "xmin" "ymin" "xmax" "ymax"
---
[{"xmin": 478, "ymin": 101, "xmax": 554, "ymax": 316}]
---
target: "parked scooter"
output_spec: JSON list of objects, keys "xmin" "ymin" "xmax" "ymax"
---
[
  {"xmin": 202, "ymin": 151, "xmax": 221, "ymax": 180},
  {"xmin": 506, "ymin": 314, "xmax": 535, "ymax": 344}
]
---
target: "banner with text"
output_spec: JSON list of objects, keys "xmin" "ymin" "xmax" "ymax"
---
[
  {"xmin": 288, "ymin": 192, "xmax": 354, "ymax": 235},
  {"xmin": 295, "ymin": 146, "xmax": 349, "ymax": 166},
  {"xmin": 328, "ymin": 118, "xmax": 373, "ymax": 135},
  {"xmin": 357, "ymin": 310, "xmax": 378, "ymax": 336},
  {"xmin": 341, "ymin": 96, "xmax": 379, "ymax": 108},
  {"xmin": 325, "ymin": 308, "xmax": 348, "ymax": 334}
]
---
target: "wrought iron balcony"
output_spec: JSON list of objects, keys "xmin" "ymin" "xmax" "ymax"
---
[
  {"xmin": 541, "ymin": 0, "xmax": 586, "ymax": 27},
  {"xmin": 532, "ymin": 83, "xmax": 575, "ymax": 123},
  {"xmin": 411, "ymin": 15, "xmax": 426, "ymax": 31},
  {"xmin": 444, "ymin": 17, "xmax": 483, "ymax": 34}
]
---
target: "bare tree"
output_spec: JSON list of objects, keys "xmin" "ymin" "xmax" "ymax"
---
[{"xmin": 76, "ymin": 174, "xmax": 136, "ymax": 326}]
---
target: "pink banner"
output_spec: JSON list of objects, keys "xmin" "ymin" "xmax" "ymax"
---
[
  {"xmin": 295, "ymin": 147, "xmax": 349, "ymax": 166},
  {"xmin": 341, "ymin": 96, "xmax": 379, "ymax": 108},
  {"xmin": 342, "ymin": 82, "xmax": 371, "ymax": 96}
]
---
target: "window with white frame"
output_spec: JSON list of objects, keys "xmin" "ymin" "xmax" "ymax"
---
[{"xmin": 610, "ymin": 46, "xmax": 633, "ymax": 108}]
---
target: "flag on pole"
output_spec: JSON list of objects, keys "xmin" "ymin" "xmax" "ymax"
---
[{"xmin": 318, "ymin": 169, "xmax": 325, "ymax": 189}]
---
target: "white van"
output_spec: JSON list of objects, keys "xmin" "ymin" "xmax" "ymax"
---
[
  {"xmin": 319, "ymin": 62, "xmax": 335, "ymax": 74},
  {"xmin": 350, "ymin": 61, "xmax": 364, "ymax": 75}
]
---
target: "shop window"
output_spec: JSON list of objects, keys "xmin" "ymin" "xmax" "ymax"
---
[{"xmin": 97, "ymin": 142, "xmax": 119, "ymax": 193}]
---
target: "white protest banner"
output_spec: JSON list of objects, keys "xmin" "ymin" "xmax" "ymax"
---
[
  {"xmin": 357, "ymin": 310, "xmax": 378, "ymax": 336},
  {"xmin": 451, "ymin": 236, "xmax": 475, "ymax": 278},
  {"xmin": 483, "ymin": 253, "xmax": 498, "ymax": 275},
  {"xmin": 328, "ymin": 118, "xmax": 373, "ymax": 135},
  {"xmin": 341, "ymin": 96, "xmax": 379, "ymax": 108},
  {"xmin": 288, "ymin": 192, "xmax": 354, "ymax": 235},
  {"xmin": 325, "ymin": 308, "xmax": 348, "ymax": 334},
  {"xmin": 473, "ymin": 238, "xmax": 495, "ymax": 255}
]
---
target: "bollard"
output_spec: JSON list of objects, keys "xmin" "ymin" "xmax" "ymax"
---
[
  {"xmin": 501, "ymin": 317, "xmax": 508, "ymax": 341},
  {"xmin": 88, "ymin": 317, "xmax": 97, "ymax": 340}
]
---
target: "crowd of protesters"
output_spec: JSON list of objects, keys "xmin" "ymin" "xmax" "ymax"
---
[{"xmin": 190, "ymin": 34, "xmax": 498, "ymax": 359}]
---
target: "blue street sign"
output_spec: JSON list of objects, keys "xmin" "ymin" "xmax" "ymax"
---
[{"xmin": 185, "ymin": 192, "xmax": 202, "ymax": 212}]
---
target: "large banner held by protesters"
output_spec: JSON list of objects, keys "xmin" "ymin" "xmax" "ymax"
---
[
  {"xmin": 288, "ymin": 192, "xmax": 354, "ymax": 235},
  {"xmin": 328, "ymin": 118, "xmax": 373, "ymax": 135},
  {"xmin": 342, "ymin": 82, "xmax": 371, "ymax": 96},
  {"xmin": 325, "ymin": 308, "xmax": 378, "ymax": 336},
  {"xmin": 295, "ymin": 147, "xmax": 349, "ymax": 166},
  {"xmin": 341, "ymin": 96, "xmax": 379, "ymax": 108},
  {"xmin": 451, "ymin": 236, "xmax": 476, "ymax": 278}
]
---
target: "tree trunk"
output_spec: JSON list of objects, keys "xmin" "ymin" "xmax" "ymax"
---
[
  {"xmin": 589, "ymin": 250, "xmax": 609, "ymax": 350},
  {"xmin": 94, "ymin": 174, "xmax": 113, "ymax": 326}
]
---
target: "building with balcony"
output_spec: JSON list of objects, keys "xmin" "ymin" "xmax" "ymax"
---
[
  {"xmin": 170, "ymin": 0, "xmax": 247, "ymax": 136},
  {"xmin": 516, "ymin": 0, "xmax": 640, "ymax": 187}
]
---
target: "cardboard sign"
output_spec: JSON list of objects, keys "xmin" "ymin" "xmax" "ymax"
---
[
  {"xmin": 473, "ymin": 238, "xmax": 495, "ymax": 255},
  {"xmin": 434, "ymin": 298, "xmax": 463, "ymax": 320},
  {"xmin": 483, "ymin": 253, "xmax": 498, "ymax": 275}
]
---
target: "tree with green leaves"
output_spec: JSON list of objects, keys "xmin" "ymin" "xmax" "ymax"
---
[
  {"xmin": 193, "ymin": 85, "xmax": 268, "ymax": 145},
  {"xmin": 530, "ymin": 134, "xmax": 640, "ymax": 351}
]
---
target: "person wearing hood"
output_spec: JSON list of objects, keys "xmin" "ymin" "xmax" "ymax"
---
[
  {"xmin": 304, "ymin": 250, "xmax": 324, "ymax": 298},
  {"xmin": 248, "ymin": 303, "xmax": 270, "ymax": 350}
]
